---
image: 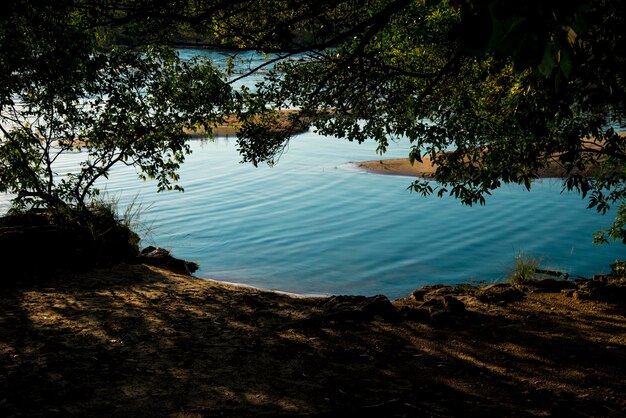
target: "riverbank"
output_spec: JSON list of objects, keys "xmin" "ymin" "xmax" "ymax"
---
[
  {"xmin": 356, "ymin": 156, "xmax": 610, "ymax": 178},
  {"xmin": 1, "ymin": 263, "xmax": 625, "ymax": 417},
  {"xmin": 356, "ymin": 135, "xmax": 626, "ymax": 179},
  {"xmin": 184, "ymin": 109, "xmax": 308, "ymax": 138}
]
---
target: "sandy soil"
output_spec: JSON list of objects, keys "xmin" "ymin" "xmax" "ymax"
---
[
  {"xmin": 355, "ymin": 157, "xmax": 605, "ymax": 179},
  {"xmin": 1, "ymin": 263, "xmax": 625, "ymax": 417},
  {"xmin": 356, "ymin": 135, "xmax": 625, "ymax": 179},
  {"xmin": 185, "ymin": 110, "xmax": 307, "ymax": 138},
  {"xmin": 356, "ymin": 157, "xmax": 439, "ymax": 177}
]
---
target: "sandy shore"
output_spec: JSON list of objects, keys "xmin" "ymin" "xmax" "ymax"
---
[
  {"xmin": 184, "ymin": 109, "xmax": 308, "ymax": 138},
  {"xmin": 356, "ymin": 156, "xmax": 607, "ymax": 178},
  {"xmin": 1, "ymin": 263, "xmax": 625, "ymax": 416},
  {"xmin": 357, "ymin": 135, "xmax": 626, "ymax": 179},
  {"xmin": 356, "ymin": 156, "xmax": 439, "ymax": 177}
]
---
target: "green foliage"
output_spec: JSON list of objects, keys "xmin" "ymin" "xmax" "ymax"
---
[
  {"xmin": 456, "ymin": 0, "xmax": 592, "ymax": 80},
  {"xmin": 1, "ymin": 2, "xmax": 234, "ymax": 215},
  {"xmin": 232, "ymin": 0, "xmax": 626, "ymax": 243},
  {"xmin": 593, "ymin": 202, "xmax": 626, "ymax": 244},
  {"xmin": 508, "ymin": 252, "xmax": 541, "ymax": 284},
  {"xmin": 610, "ymin": 260, "xmax": 626, "ymax": 281},
  {"xmin": 2, "ymin": 0, "xmax": 626, "ymax": 247}
]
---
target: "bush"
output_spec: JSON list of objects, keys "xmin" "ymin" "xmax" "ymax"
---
[
  {"xmin": 0, "ymin": 200, "xmax": 140, "ymax": 281},
  {"xmin": 509, "ymin": 252, "xmax": 541, "ymax": 284},
  {"xmin": 610, "ymin": 260, "xmax": 626, "ymax": 281}
]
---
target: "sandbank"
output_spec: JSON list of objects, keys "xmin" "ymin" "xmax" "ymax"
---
[
  {"xmin": 184, "ymin": 109, "xmax": 307, "ymax": 138},
  {"xmin": 356, "ymin": 156, "xmax": 439, "ymax": 177},
  {"xmin": 356, "ymin": 156, "xmax": 613, "ymax": 178},
  {"xmin": 357, "ymin": 134, "xmax": 626, "ymax": 179}
]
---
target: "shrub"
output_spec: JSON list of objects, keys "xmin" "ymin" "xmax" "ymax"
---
[
  {"xmin": 0, "ymin": 199, "xmax": 141, "ymax": 281},
  {"xmin": 610, "ymin": 260, "xmax": 626, "ymax": 281},
  {"xmin": 509, "ymin": 252, "xmax": 541, "ymax": 284}
]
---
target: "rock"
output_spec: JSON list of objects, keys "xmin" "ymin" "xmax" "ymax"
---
[
  {"xmin": 140, "ymin": 246, "xmax": 157, "ymax": 255},
  {"xmin": 138, "ymin": 247, "xmax": 199, "ymax": 275},
  {"xmin": 421, "ymin": 298, "xmax": 445, "ymax": 309},
  {"xmin": 527, "ymin": 278, "xmax": 577, "ymax": 293},
  {"xmin": 355, "ymin": 295, "xmax": 402, "ymax": 322},
  {"xmin": 399, "ymin": 306, "xmax": 431, "ymax": 322},
  {"xmin": 476, "ymin": 284, "xmax": 525, "ymax": 305},
  {"xmin": 429, "ymin": 296, "xmax": 466, "ymax": 324},
  {"xmin": 401, "ymin": 295, "xmax": 466, "ymax": 325},
  {"xmin": 428, "ymin": 285, "xmax": 464, "ymax": 296},
  {"xmin": 316, "ymin": 295, "xmax": 366, "ymax": 309},
  {"xmin": 429, "ymin": 309, "xmax": 451, "ymax": 325},
  {"xmin": 409, "ymin": 284, "xmax": 460, "ymax": 302},
  {"xmin": 292, "ymin": 295, "xmax": 402, "ymax": 327},
  {"xmin": 443, "ymin": 296, "xmax": 466, "ymax": 315},
  {"xmin": 409, "ymin": 289, "xmax": 428, "ymax": 302},
  {"xmin": 573, "ymin": 279, "xmax": 626, "ymax": 304},
  {"xmin": 535, "ymin": 268, "xmax": 569, "ymax": 280},
  {"xmin": 482, "ymin": 283, "xmax": 511, "ymax": 290}
]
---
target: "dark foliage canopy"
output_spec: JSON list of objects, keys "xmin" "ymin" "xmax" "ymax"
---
[
  {"xmin": 1, "ymin": 0, "xmax": 625, "ymax": 241},
  {"xmin": 0, "ymin": 0, "xmax": 233, "ymax": 216},
  {"xmin": 229, "ymin": 0, "xmax": 626, "ymax": 243}
]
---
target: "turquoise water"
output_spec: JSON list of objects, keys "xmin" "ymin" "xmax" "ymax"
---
[
  {"xmin": 1, "ymin": 49, "xmax": 623, "ymax": 298},
  {"xmin": 3, "ymin": 131, "xmax": 621, "ymax": 299}
]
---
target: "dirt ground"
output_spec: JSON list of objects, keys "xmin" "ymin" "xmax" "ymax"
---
[{"xmin": 1, "ymin": 263, "xmax": 625, "ymax": 417}]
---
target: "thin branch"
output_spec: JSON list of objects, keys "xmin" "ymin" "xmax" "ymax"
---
[
  {"xmin": 0, "ymin": 120, "xmax": 47, "ymax": 201},
  {"xmin": 227, "ymin": 52, "xmax": 296, "ymax": 85}
]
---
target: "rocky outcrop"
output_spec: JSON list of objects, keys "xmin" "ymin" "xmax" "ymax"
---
[
  {"xmin": 398, "ymin": 285, "xmax": 470, "ymax": 325},
  {"xmin": 284, "ymin": 295, "xmax": 401, "ymax": 328},
  {"xmin": 525, "ymin": 278, "xmax": 577, "ymax": 292},
  {"xmin": 0, "ymin": 214, "xmax": 138, "ymax": 281},
  {"xmin": 475, "ymin": 283, "xmax": 526, "ymax": 305},
  {"xmin": 399, "ymin": 276, "xmax": 626, "ymax": 326},
  {"xmin": 567, "ymin": 276, "xmax": 626, "ymax": 304},
  {"xmin": 138, "ymin": 246, "xmax": 199, "ymax": 276}
]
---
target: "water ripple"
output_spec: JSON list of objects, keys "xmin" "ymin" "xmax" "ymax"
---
[{"xmin": 1, "ymin": 133, "xmax": 622, "ymax": 299}]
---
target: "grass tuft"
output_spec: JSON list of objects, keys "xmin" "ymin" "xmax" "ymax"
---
[{"xmin": 509, "ymin": 252, "xmax": 541, "ymax": 284}]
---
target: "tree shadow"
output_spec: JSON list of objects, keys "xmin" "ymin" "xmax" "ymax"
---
[{"xmin": 1, "ymin": 265, "xmax": 625, "ymax": 417}]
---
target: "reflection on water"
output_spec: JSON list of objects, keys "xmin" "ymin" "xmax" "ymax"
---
[{"xmin": 3, "ymin": 131, "xmax": 621, "ymax": 299}]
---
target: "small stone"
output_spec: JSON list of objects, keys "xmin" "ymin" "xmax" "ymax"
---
[
  {"xmin": 528, "ymin": 278, "xmax": 576, "ymax": 292},
  {"xmin": 409, "ymin": 289, "xmax": 428, "ymax": 302},
  {"xmin": 443, "ymin": 296, "xmax": 466, "ymax": 315},
  {"xmin": 140, "ymin": 245, "xmax": 157, "ymax": 255},
  {"xmin": 430, "ymin": 310, "xmax": 451, "ymax": 324},
  {"xmin": 476, "ymin": 284, "xmax": 525, "ymax": 305},
  {"xmin": 400, "ymin": 307, "xmax": 430, "ymax": 322}
]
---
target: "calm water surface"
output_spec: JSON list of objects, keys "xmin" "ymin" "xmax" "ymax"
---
[
  {"xmin": 3, "ymin": 131, "xmax": 621, "ymax": 299},
  {"xmin": 2, "ymin": 49, "xmax": 623, "ymax": 298}
]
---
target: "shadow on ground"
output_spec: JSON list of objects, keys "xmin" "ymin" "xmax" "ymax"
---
[{"xmin": 1, "ymin": 264, "xmax": 625, "ymax": 417}]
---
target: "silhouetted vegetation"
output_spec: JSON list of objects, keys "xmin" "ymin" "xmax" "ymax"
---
[
  {"xmin": 2, "ymin": 0, "xmax": 625, "ymax": 242},
  {"xmin": 0, "ymin": 202, "xmax": 139, "ymax": 282}
]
